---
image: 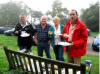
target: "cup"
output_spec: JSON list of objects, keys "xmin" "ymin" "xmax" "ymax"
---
[
  {"xmin": 85, "ymin": 60, "xmax": 91, "ymax": 71},
  {"xmin": 85, "ymin": 60, "xmax": 91, "ymax": 67}
]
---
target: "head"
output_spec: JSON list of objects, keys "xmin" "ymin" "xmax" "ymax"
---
[
  {"xmin": 40, "ymin": 16, "xmax": 47, "ymax": 25},
  {"xmin": 69, "ymin": 10, "xmax": 78, "ymax": 23},
  {"xmin": 53, "ymin": 17, "xmax": 60, "ymax": 26},
  {"xmin": 19, "ymin": 13, "xmax": 26, "ymax": 23}
]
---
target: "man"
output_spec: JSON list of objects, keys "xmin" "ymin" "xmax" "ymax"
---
[
  {"xmin": 34, "ymin": 16, "xmax": 51, "ymax": 59},
  {"xmin": 62, "ymin": 10, "xmax": 88, "ymax": 65},
  {"xmin": 15, "ymin": 14, "xmax": 36, "ymax": 52}
]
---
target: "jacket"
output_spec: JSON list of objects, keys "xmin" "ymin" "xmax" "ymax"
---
[
  {"xmin": 15, "ymin": 22, "xmax": 36, "ymax": 47},
  {"xmin": 62, "ymin": 18, "xmax": 88, "ymax": 57},
  {"xmin": 49, "ymin": 24, "xmax": 64, "ymax": 47}
]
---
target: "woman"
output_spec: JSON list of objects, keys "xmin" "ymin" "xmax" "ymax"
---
[{"xmin": 48, "ymin": 17, "xmax": 64, "ymax": 61}]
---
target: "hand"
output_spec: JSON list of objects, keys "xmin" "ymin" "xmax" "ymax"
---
[
  {"xmin": 59, "ymin": 34, "xmax": 62, "ymax": 39},
  {"xmin": 15, "ymin": 31, "xmax": 19, "ymax": 34},
  {"xmin": 48, "ymin": 40, "xmax": 51, "ymax": 45},
  {"xmin": 34, "ymin": 39, "xmax": 38, "ymax": 44},
  {"xmin": 69, "ymin": 42, "xmax": 73, "ymax": 46},
  {"xmin": 33, "ymin": 34, "xmax": 38, "ymax": 44},
  {"xmin": 64, "ymin": 34, "xmax": 69, "ymax": 38}
]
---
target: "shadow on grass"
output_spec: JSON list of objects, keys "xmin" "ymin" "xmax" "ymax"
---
[{"xmin": 0, "ymin": 69, "xmax": 27, "ymax": 74}]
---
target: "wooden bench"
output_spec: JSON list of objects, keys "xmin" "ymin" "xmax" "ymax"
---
[{"xmin": 4, "ymin": 46, "xmax": 86, "ymax": 74}]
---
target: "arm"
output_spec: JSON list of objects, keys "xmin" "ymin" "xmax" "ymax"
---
[
  {"xmin": 62, "ymin": 25, "xmax": 68, "ymax": 40},
  {"xmin": 14, "ymin": 24, "xmax": 21, "ymax": 36},
  {"xmin": 34, "ymin": 33, "xmax": 38, "ymax": 45}
]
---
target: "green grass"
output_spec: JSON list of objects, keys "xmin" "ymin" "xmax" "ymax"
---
[
  {"xmin": 0, "ymin": 34, "xmax": 99, "ymax": 74},
  {"xmin": 90, "ymin": 32, "xmax": 99, "ymax": 36}
]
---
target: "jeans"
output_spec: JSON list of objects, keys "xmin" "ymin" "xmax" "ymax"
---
[
  {"xmin": 37, "ymin": 42, "xmax": 51, "ymax": 59},
  {"xmin": 53, "ymin": 45, "xmax": 64, "ymax": 61},
  {"xmin": 19, "ymin": 46, "xmax": 31, "ymax": 52}
]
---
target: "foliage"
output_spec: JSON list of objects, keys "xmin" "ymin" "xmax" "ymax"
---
[
  {"xmin": 46, "ymin": 0, "xmax": 69, "ymax": 25},
  {"xmin": 80, "ymin": 2, "xmax": 99, "ymax": 32},
  {"xmin": 0, "ymin": 1, "xmax": 43, "ymax": 27}
]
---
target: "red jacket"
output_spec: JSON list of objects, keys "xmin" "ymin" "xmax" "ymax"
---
[{"xmin": 62, "ymin": 18, "xmax": 88, "ymax": 57}]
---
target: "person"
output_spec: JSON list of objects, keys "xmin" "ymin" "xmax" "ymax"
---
[
  {"xmin": 14, "ymin": 14, "xmax": 36, "ymax": 53},
  {"xmin": 62, "ymin": 10, "xmax": 88, "ymax": 65},
  {"xmin": 34, "ymin": 16, "xmax": 51, "ymax": 59},
  {"xmin": 48, "ymin": 17, "xmax": 64, "ymax": 61}
]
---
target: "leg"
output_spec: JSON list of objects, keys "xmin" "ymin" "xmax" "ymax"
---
[
  {"xmin": 58, "ymin": 45, "xmax": 64, "ymax": 61},
  {"xmin": 44, "ymin": 43, "xmax": 51, "ymax": 59},
  {"xmin": 37, "ymin": 42, "xmax": 43, "ymax": 57},
  {"xmin": 53, "ymin": 45, "xmax": 59, "ymax": 60},
  {"xmin": 26, "ymin": 46, "xmax": 31, "ymax": 52},
  {"xmin": 19, "ymin": 46, "xmax": 24, "ymax": 50},
  {"xmin": 73, "ymin": 57, "xmax": 81, "ymax": 66},
  {"xmin": 66, "ymin": 46, "xmax": 74, "ymax": 63}
]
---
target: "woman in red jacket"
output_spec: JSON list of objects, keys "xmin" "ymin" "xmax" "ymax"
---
[{"xmin": 62, "ymin": 10, "xmax": 88, "ymax": 65}]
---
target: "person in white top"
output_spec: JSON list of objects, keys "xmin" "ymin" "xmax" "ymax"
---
[{"xmin": 49, "ymin": 17, "xmax": 65, "ymax": 61}]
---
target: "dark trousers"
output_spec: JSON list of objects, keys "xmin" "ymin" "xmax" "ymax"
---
[
  {"xmin": 53, "ymin": 45, "xmax": 64, "ymax": 61},
  {"xmin": 37, "ymin": 42, "xmax": 51, "ymax": 59},
  {"xmin": 19, "ymin": 46, "xmax": 31, "ymax": 52}
]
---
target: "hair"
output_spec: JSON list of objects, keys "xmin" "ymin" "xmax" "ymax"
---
[
  {"xmin": 19, "ymin": 13, "xmax": 26, "ymax": 18},
  {"xmin": 71, "ymin": 9, "xmax": 78, "ymax": 16},
  {"xmin": 40, "ymin": 16, "xmax": 48, "ymax": 21},
  {"xmin": 53, "ymin": 16, "xmax": 60, "ymax": 22}
]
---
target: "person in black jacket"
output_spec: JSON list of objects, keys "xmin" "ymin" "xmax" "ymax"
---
[{"xmin": 15, "ymin": 14, "xmax": 36, "ymax": 52}]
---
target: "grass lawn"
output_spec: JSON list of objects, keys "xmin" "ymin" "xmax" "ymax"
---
[
  {"xmin": 90, "ymin": 32, "xmax": 99, "ymax": 37},
  {"xmin": 0, "ymin": 34, "xmax": 99, "ymax": 74}
]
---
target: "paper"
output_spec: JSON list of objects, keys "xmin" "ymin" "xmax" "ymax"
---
[
  {"xmin": 20, "ymin": 33, "xmax": 30, "ymax": 37},
  {"xmin": 58, "ymin": 42, "xmax": 71, "ymax": 46}
]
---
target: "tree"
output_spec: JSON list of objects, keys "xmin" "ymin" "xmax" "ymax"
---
[
  {"xmin": 29, "ymin": 10, "xmax": 43, "ymax": 25},
  {"xmin": 0, "ymin": 1, "xmax": 43, "ymax": 27},
  {"xmin": 0, "ymin": 2, "xmax": 23, "ymax": 27},
  {"xmin": 80, "ymin": 2, "xmax": 99, "ymax": 32},
  {"xmin": 46, "ymin": 0, "xmax": 69, "ymax": 25}
]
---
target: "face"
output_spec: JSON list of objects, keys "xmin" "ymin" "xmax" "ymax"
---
[
  {"xmin": 20, "ymin": 15, "xmax": 26, "ymax": 23},
  {"xmin": 69, "ymin": 10, "xmax": 78, "ymax": 23},
  {"xmin": 41, "ymin": 17, "xmax": 47, "ymax": 25},
  {"xmin": 53, "ymin": 19, "xmax": 59, "ymax": 26}
]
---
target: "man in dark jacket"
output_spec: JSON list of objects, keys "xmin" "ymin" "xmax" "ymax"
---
[{"xmin": 15, "ymin": 14, "xmax": 36, "ymax": 52}]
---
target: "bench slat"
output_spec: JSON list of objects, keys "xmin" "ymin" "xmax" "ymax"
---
[
  {"xmin": 33, "ymin": 59, "xmax": 38, "ymax": 74},
  {"xmin": 28, "ymin": 57, "xmax": 34, "ymax": 73},
  {"xmin": 45, "ymin": 62, "xmax": 49, "ymax": 74},
  {"xmin": 51, "ymin": 64, "xmax": 55, "ymax": 74},
  {"xmin": 10, "ymin": 52, "xmax": 16, "ymax": 69},
  {"xmin": 22, "ymin": 56, "xmax": 28, "ymax": 71},
  {"xmin": 38, "ymin": 60, "xmax": 43, "ymax": 74},
  {"xmin": 13, "ymin": 53, "xmax": 20, "ymax": 68},
  {"xmin": 18, "ymin": 55, "xmax": 24, "ymax": 70}
]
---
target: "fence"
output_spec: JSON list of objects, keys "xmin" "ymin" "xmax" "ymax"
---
[{"xmin": 4, "ymin": 46, "xmax": 86, "ymax": 74}]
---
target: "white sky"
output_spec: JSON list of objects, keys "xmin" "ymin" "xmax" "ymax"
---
[{"xmin": 0, "ymin": 0, "xmax": 99, "ymax": 14}]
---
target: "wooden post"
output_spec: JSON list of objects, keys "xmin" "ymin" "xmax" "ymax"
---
[{"xmin": 3, "ymin": 46, "xmax": 14, "ymax": 70}]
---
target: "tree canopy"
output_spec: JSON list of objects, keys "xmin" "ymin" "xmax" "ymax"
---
[
  {"xmin": 0, "ymin": 1, "xmax": 43, "ymax": 27},
  {"xmin": 46, "ymin": 0, "xmax": 69, "ymax": 25},
  {"xmin": 80, "ymin": 2, "xmax": 99, "ymax": 32}
]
